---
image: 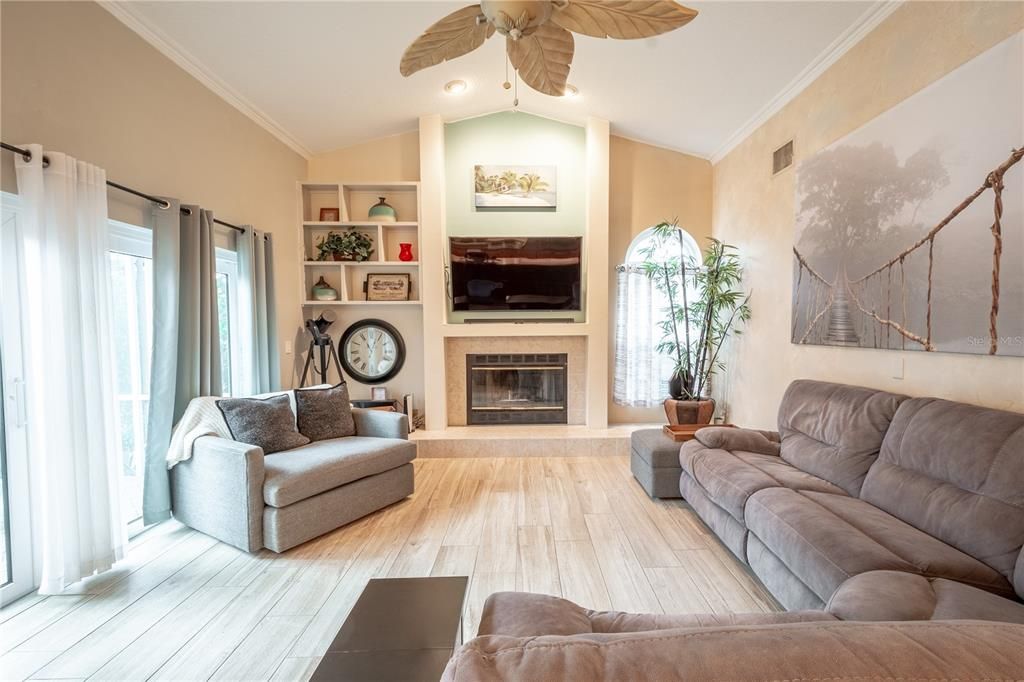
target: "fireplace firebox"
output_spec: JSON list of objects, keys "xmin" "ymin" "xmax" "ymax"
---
[{"xmin": 466, "ymin": 353, "xmax": 568, "ymax": 425}]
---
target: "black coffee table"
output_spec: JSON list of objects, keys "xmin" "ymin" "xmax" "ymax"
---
[{"xmin": 310, "ymin": 576, "xmax": 469, "ymax": 682}]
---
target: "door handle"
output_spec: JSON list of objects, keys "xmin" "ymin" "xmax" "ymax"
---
[{"xmin": 8, "ymin": 377, "xmax": 26, "ymax": 429}]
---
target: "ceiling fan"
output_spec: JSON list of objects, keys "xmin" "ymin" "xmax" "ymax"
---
[{"xmin": 400, "ymin": 0, "xmax": 698, "ymax": 97}]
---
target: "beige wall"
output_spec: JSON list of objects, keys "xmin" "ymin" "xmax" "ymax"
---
[
  {"xmin": 308, "ymin": 131, "xmax": 419, "ymax": 182},
  {"xmin": 608, "ymin": 136, "xmax": 712, "ymax": 423},
  {"xmin": 712, "ymin": 2, "xmax": 1024, "ymax": 429},
  {"xmin": 1, "ymin": 1, "xmax": 308, "ymax": 388}
]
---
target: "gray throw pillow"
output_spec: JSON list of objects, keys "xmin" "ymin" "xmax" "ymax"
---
[
  {"xmin": 217, "ymin": 393, "xmax": 310, "ymax": 454},
  {"xmin": 295, "ymin": 383, "xmax": 356, "ymax": 442}
]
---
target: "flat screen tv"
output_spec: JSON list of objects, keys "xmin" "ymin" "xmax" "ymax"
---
[{"xmin": 449, "ymin": 237, "xmax": 582, "ymax": 311}]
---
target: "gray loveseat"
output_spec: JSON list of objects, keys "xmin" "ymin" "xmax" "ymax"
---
[
  {"xmin": 172, "ymin": 408, "xmax": 415, "ymax": 552},
  {"xmin": 679, "ymin": 379, "xmax": 1024, "ymax": 619}
]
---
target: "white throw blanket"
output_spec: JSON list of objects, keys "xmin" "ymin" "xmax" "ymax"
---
[
  {"xmin": 165, "ymin": 387, "xmax": 321, "ymax": 468},
  {"xmin": 164, "ymin": 396, "xmax": 233, "ymax": 468}
]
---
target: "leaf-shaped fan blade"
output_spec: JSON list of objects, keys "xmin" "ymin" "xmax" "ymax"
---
[
  {"xmin": 400, "ymin": 5, "xmax": 495, "ymax": 77},
  {"xmin": 507, "ymin": 23, "xmax": 574, "ymax": 97},
  {"xmin": 552, "ymin": 0, "xmax": 697, "ymax": 39}
]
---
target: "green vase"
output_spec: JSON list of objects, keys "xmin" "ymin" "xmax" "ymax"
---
[
  {"xmin": 311, "ymin": 276, "xmax": 338, "ymax": 301},
  {"xmin": 368, "ymin": 197, "xmax": 396, "ymax": 223}
]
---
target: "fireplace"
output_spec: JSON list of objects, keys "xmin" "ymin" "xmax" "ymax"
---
[{"xmin": 466, "ymin": 353, "xmax": 568, "ymax": 425}]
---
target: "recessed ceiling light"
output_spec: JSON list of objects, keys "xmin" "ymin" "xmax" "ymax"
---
[
  {"xmin": 562, "ymin": 84, "xmax": 580, "ymax": 98},
  {"xmin": 444, "ymin": 79, "xmax": 468, "ymax": 95}
]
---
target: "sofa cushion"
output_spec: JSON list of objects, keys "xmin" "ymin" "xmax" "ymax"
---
[
  {"xmin": 294, "ymin": 382, "xmax": 355, "ymax": 442},
  {"xmin": 263, "ymin": 436, "xmax": 416, "ymax": 507},
  {"xmin": 217, "ymin": 394, "xmax": 310, "ymax": 454},
  {"xmin": 680, "ymin": 441, "xmax": 846, "ymax": 523},
  {"xmin": 745, "ymin": 488, "xmax": 1015, "ymax": 603},
  {"xmin": 803, "ymin": 491, "xmax": 1013, "ymax": 597},
  {"xmin": 861, "ymin": 398, "xmax": 1024, "ymax": 593},
  {"xmin": 777, "ymin": 380, "xmax": 907, "ymax": 496},
  {"xmin": 477, "ymin": 592, "xmax": 834, "ymax": 638},
  {"xmin": 827, "ymin": 571, "xmax": 1024, "ymax": 624}
]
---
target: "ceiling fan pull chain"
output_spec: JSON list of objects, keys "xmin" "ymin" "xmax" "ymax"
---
[{"xmin": 503, "ymin": 52, "xmax": 511, "ymax": 91}]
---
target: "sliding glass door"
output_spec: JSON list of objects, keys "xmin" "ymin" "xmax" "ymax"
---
[{"xmin": 1, "ymin": 194, "xmax": 35, "ymax": 604}]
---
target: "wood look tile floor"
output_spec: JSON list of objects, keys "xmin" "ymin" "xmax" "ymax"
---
[{"xmin": 0, "ymin": 457, "xmax": 780, "ymax": 681}]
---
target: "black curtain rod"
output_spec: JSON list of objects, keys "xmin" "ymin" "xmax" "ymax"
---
[{"xmin": 2, "ymin": 142, "xmax": 250, "ymax": 235}]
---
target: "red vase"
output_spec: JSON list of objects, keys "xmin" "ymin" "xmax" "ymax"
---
[{"xmin": 398, "ymin": 243, "xmax": 414, "ymax": 262}]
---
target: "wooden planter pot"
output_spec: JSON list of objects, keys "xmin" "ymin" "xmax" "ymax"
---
[{"xmin": 663, "ymin": 398, "xmax": 715, "ymax": 425}]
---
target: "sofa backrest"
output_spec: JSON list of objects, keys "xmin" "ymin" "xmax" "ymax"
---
[
  {"xmin": 861, "ymin": 397, "xmax": 1024, "ymax": 596},
  {"xmin": 778, "ymin": 380, "xmax": 908, "ymax": 496}
]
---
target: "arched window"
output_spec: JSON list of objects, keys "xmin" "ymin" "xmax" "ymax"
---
[{"xmin": 613, "ymin": 225, "xmax": 701, "ymax": 407}]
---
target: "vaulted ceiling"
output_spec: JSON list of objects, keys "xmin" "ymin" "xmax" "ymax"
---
[{"xmin": 106, "ymin": 1, "xmax": 892, "ymax": 160}]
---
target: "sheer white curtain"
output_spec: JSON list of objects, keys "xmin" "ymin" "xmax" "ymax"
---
[
  {"xmin": 613, "ymin": 226, "xmax": 702, "ymax": 408},
  {"xmin": 14, "ymin": 145, "xmax": 125, "ymax": 593},
  {"xmin": 613, "ymin": 266, "xmax": 673, "ymax": 406}
]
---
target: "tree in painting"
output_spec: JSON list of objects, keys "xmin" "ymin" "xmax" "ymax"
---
[
  {"xmin": 797, "ymin": 143, "xmax": 948, "ymax": 277},
  {"xmin": 517, "ymin": 172, "xmax": 549, "ymax": 197}
]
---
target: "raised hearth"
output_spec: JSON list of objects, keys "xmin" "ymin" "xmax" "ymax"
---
[{"xmin": 466, "ymin": 353, "xmax": 568, "ymax": 425}]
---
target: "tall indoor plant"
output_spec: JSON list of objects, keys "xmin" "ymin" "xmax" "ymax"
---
[{"xmin": 641, "ymin": 221, "xmax": 751, "ymax": 424}]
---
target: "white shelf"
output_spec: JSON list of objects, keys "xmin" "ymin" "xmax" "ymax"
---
[
  {"xmin": 302, "ymin": 221, "xmax": 418, "ymax": 228},
  {"xmin": 303, "ymin": 300, "xmax": 422, "ymax": 306},
  {"xmin": 303, "ymin": 261, "xmax": 418, "ymax": 266},
  {"xmin": 346, "ymin": 261, "xmax": 420, "ymax": 267}
]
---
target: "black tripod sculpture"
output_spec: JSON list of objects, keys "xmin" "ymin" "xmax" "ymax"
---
[{"xmin": 299, "ymin": 313, "xmax": 343, "ymax": 387}]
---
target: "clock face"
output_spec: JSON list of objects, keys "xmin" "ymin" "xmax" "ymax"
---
[{"xmin": 340, "ymin": 319, "xmax": 406, "ymax": 384}]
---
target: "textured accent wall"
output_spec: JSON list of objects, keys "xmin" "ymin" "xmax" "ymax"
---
[{"xmin": 712, "ymin": 2, "xmax": 1024, "ymax": 428}]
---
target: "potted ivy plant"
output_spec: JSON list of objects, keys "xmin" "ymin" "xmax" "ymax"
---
[
  {"xmin": 640, "ymin": 221, "xmax": 751, "ymax": 425},
  {"xmin": 316, "ymin": 230, "xmax": 374, "ymax": 262}
]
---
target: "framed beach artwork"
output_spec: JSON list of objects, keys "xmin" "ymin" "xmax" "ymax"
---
[
  {"xmin": 474, "ymin": 164, "xmax": 557, "ymax": 208},
  {"xmin": 791, "ymin": 31, "xmax": 1022, "ymax": 357}
]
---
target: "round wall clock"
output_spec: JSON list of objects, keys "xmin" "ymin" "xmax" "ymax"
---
[{"xmin": 339, "ymin": 319, "xmax": 406, "ymax": 384}]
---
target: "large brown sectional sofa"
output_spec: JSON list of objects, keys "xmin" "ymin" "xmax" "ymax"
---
[{"xmin": 442, "ymin": 380, "xmax": 1024, "ymax": 680}]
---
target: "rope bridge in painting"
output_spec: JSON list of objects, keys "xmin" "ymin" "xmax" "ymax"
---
[{"xmin": 793, "ymin": 146, "xmax": 1023, "ymax": 354}]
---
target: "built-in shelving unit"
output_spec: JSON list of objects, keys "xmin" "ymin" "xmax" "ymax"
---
[{"xmin": 298, "ymin": 182, "xmax": 421, "ymax": 306}]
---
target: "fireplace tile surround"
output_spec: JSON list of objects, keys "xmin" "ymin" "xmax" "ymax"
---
[{"xmin": 446, "ymin": 336, "xmax": 587, "ymax": 426}]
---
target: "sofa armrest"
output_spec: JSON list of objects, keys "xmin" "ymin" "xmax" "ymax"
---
[
  {"xmin": 352, "ymin": 408, "xmax": 409, "ymax": 440},
  {"xmin": 694, "ymin": 427, "xmax": 781, "ymax": 456},
  {"xmin": 170, "ymin": 436, "xmax": 265, "ymax": 552}
]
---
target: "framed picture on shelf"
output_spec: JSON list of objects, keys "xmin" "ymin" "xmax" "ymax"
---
[
  {"xmin": 319, "ymin": 207, "xmax": 340, "ymax": 222},
  {"xmin": 371, "ymin": 387, "xmax": 387, "ymax": 401},
  {"xmin": 365, "ymin": 273, "xmax": 411, "ymax": 301}
]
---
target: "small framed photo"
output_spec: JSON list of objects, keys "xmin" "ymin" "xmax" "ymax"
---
[
  {"xmin": 319, "ymin": 207, "xmax": 340, "ymax": 222},
  {"xmin": 366, "ymin": 273, "xmax": 411, "ymax": 301},
  {"xmin": 371, "ymin": 387, "xmax": 387, "ymax": 401}
]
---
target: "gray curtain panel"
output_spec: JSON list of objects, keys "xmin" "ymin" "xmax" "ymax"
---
[
  {"xmin": 143, "ymin": 203, "xmax": 223, "ymax": 524},
  {"xmin": 238, "ymin": 227, "xmax": 280, "ymax": 394}
]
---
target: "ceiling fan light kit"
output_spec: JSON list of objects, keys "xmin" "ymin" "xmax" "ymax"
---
[
  {"xmin": 444, "ymin": 79, "xmax": 469, "ymax": 94},
  {"xmin": 400, "ymin": 0, "xmax": 697, "ymax": 98}
]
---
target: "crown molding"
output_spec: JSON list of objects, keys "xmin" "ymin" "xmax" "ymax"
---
[
  {"xmin": 100, "ymin": 1, "xmax": 313, "ymax": 159},
  {"xmin": 608, "ymin": 132, "xmax": 710, "ymax": 161},
  {"xmin": 709, "ymin": 0, "xmax": 902, "ymax": 165}
]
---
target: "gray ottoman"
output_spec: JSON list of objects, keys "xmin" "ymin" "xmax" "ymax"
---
[{"xmin": 630, "ymin": 428, "xmax": 683, "ymax": 498}]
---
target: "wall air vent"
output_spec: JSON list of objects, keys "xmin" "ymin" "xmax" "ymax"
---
[{"xmin": 773, "ymin": 140, "xmax": 794, "ymax": 175}]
